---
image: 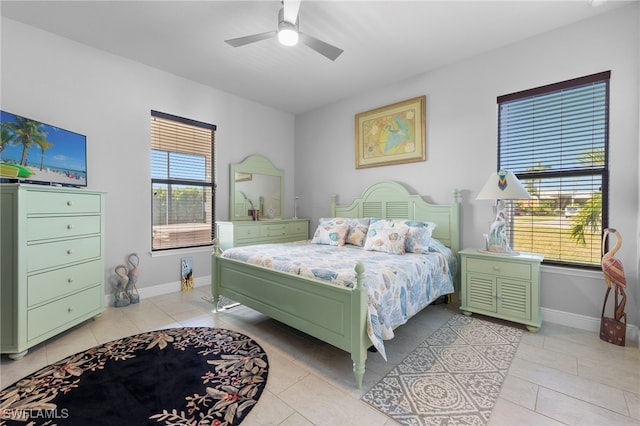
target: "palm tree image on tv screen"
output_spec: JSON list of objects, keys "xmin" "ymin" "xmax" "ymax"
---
[{"xmin": 0, "ymin": 110, "xmax": 87, "ymax": 187}]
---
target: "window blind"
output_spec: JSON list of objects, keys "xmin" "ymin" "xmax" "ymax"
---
[
  {"xmin": 497, "ymin": 71, "xmax": 609, "ymax": 268},
  {"xmin": 151, "ymin": 110, "xmax": 216, "ymax": 251}
]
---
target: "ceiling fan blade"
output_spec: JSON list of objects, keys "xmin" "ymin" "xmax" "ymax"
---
[
  {"xmin": 225, "ymin": 31, "xmax": 277, "ymax": 47},
  {"xmin": 299, "ymin": 33, "xmax": 344, "ymax": 61},
  {"xmin": 282, "ymin": 0, "xmax": 301, "ymax": 24}
]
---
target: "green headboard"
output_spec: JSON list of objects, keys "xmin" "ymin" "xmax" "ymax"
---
[{"xmin": 331, "ymin": 181, "xmax": 461, "ymax": 254}]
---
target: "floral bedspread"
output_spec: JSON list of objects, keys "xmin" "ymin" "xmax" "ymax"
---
[{"xmin": 220, "ymin": 240, "xmax": 456, "ymax": 360}]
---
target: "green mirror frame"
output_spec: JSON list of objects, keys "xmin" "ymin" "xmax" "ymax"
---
[{"xmin": 229, "ymin": 154, "xmax": 285, "ymax": 221}]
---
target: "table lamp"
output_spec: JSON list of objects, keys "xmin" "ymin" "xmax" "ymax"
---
[{"xmin": 476, "ymin": 170, "xmax": 531, "ymax": 254}]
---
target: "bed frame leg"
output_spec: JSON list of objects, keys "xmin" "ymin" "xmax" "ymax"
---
[
  {"xmin": 211, "ymin": 247, "xmax": 220, "ymax": 313},
  {"xmin": 353, "ymin": 358, "xmax": 365, "ymax": 389},
  {"xmin": 351, "ymin": 262, "xmax": 368, "ymax": 389}
]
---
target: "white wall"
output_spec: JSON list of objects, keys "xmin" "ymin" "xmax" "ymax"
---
[
  {"xmin": 295, "ymin": 4, "xmax": 640, "ymax": 330},
  {"xmin": 1, "ymin": 18, "xmax": 295, "ymax": 297}
]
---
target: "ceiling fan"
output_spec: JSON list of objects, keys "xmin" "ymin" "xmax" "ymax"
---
[{"xmin": 224, "ymin": 0, "xmax": 344, "ymax": 61}]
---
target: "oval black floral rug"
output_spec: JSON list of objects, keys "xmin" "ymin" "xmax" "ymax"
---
[{"xmin": 0, "ymin": 327, "xmax": 268, "ymax": 425}]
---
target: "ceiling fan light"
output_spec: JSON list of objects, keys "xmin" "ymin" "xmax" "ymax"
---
[{"xmin": 278, "ymin": 27, "xmax": 298, "ymax": 46}]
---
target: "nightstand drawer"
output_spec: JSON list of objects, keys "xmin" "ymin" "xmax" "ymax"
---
[
  {"xmin": 27, "ymin": 191, "xmax": 102, "ymax": 215},
  {"xmin": 466, "ymin": 258, "xmax": 530, "ymax": 280},
  {"xmin": 27, "ymin": 215, "xmax": 101, "ymax": 241},
  {"xmin": 27, "ymin": 236, "xmax": 102, "ymax": 272},
  {"xmin": 28, "ymin": 259, "xmax": 103, "ymax": 307}
]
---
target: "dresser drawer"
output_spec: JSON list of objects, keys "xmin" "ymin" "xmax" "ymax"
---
[
  {"xmin": 27, "ymin": 285, "xmax": 102, "ymax": 341},
  {"xmin": 27, "ymin": 215, "xmax": 101, "ymax": 241},
  {"xmin": 466, "ymin": 257, "xmax": 530, "ymax": 280},
  {"xmin": 28, "ymin": 259, "xmax": 103, "ymax": 307},
  {"xmin": 289, "ymin": 221, "xmax": 308, "ymax": 236},
  {"xmin": 27, "ymin": 236, "xmax": 102, "ymax": 272},
  {"xmin": 27, "ymin": 191, "xmax": 101, "ymax": 215},
  {"xmin": 235, "ymin": 224, "xmax": 261, "ymax": 241},
  {"xmin": 260, "ymin": 224, "xmax": 288, "ymax": 238}
]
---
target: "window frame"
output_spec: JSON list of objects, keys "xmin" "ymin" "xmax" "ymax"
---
[
  {"xmin": 150, "ymin": 110, "xmax": 216, "ymax": 251},
  {"xmin": 497, "ymin": 71, "xmax": 610, "ymax": 269}
]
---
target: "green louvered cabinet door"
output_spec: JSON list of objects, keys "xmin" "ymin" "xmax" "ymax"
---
[{"xmin": 459, "ymin": 248, "xmax": 543, "ymax": 332}]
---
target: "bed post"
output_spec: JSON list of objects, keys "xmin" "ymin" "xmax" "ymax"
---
[
  {"xmin": 211, "ymin": 238, "xmax": 221, "ymax": 313},
  {"xmin": 351, "ymin": 261, "xmax": 368, "ymax": 389},
  {"xmin": 450, "ymin": 188, "xmax": 461, "ymax": 255},
  {"xmin": 330, "ymin": 194, "xmax": 337, "ymax": 217},
  {"xmin": 450, "ymin": 189, "xmax": 462, "ymax": 303}
]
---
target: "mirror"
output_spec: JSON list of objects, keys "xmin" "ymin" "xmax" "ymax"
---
[{"xmin": 230, "ymin": 155, "xmax": 284, "ymax": 220}]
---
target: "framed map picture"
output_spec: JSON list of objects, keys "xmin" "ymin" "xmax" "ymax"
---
[{"xmin": 355, "ymin": 96, "xmax": 426, "ymax": 169}]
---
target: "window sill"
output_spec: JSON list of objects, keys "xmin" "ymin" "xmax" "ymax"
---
[
  {"xmin": 150, "ymin": 245, "xmax": 213, "ymax": 258},
  {"xmin": 541, "ymin": 264, "xmax": 602, "ymax": 279}
]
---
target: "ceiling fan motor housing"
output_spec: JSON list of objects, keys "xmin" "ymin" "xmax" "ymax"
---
[{"xmin": 277, "ymin": 7, "xmax": 299, "ymax": 46}]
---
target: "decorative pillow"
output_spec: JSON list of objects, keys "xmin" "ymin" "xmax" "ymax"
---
[
  {"xmin": 363, "ymin": 219, "xmax": 409, "ymax": 255},
  {"xmin": 391, "ymin": 219, "xmax": 438, "ymax": 254},
  {"xmin": 311, "ymin": 223, "xmax": 350, "ymax": 246},
  {"xmin": 318, "ymin": 217, "xmax": 370, "ymax": 247}
]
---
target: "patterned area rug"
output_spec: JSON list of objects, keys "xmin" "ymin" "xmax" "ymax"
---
[
  {"xmin": 0, "ymin": 327, "xmax": 268, "ymax": 425},
  {"xmin": 362, "ymin": 314, "xmax": 523, "ymax": 425}
]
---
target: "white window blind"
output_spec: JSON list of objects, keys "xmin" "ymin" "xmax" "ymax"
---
[
  {"xmin": 498, "ymin": 71, "xmax": 609, "ymax": 268},
  {"xmin": 151, "ymin": 110, "xmax": 216, "ymax": 251}
]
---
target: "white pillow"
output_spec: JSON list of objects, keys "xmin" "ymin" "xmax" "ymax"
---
[
  {"xmin": 363, "ymin": 219, "xmax": 409, "ymax": 255},
  {"xmin": 311, "ymin": 223, "xmax": 350, "ymax": 246},
  {"xmin": 392, "ymin": 219, "xmax": 437, "ymax": 253},
  {"xmin": 319, "ymin": 217, "xmax": 370, "ymax": 246}
]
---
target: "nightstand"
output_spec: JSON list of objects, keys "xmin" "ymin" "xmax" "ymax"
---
[{"xmin": 459, "ymin": 248, "xmax": 543, "ymax": 332}]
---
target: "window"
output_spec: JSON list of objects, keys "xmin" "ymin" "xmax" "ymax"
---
[
  {"xmin": 151, "ymin": 110, "xmax": 216, "ymax": 250},
  {"xmin": 497, "ymin": 71, "xmax": 609, "ymax": 268}
]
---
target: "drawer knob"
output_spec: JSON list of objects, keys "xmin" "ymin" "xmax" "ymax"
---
[
  {"xmin": 67, "ymin": 249, "xmax": 73, "ymax": 255},
  {"xmin": 67, "ymin": 224, "xmax": 73, "ymax": 230},
  {"xmin": 66, "ymin": 200, "xmax": 72, "ymax": 206},
  {"xmin": 67, "ymin": 307, "xmax": 73, "ymax": 313},
  {"xmin": 67, "ymin": 277, "xmax": 73, "ymax": 283}
]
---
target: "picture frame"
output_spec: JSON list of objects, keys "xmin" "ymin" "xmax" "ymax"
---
[
  {"xmin": 355, "ymin": 95, "xmax": 426, "ymax": 169},
  {"xmin": 181, "ymin": 256, "xmax": 194, "ymax": 291}
]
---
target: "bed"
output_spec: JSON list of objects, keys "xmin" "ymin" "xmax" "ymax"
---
[{"xmin": 211, "ymin": 181, "xmax": 460, "ymax": 388}]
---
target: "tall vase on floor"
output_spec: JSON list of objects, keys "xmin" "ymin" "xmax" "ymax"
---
[
  {"xmin": 127, "ymin": 253, "xmax": 140, "ymax": 304},
  {"xmin": 114, "ymin": 265, "xmax": 130, "ymax": 307}
]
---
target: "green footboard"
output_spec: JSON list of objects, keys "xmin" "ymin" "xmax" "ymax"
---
[{"xmin": 212, "ymin": 252, "xmax": 369, "ymax": 388}]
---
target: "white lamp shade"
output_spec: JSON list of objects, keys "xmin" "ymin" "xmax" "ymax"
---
[{"xmin": 476, "ymin": 170, "xmax": 531, "ymax": 200}]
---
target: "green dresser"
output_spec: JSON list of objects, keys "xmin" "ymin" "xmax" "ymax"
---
[
  {"xmin": 216, "ymin": 219, "xmax": 309, "ymax": 250},
  {"xmin": 1, "ymin": 184, "xmax": 105, "ymax": 359},
  {"xmin": 459, "ymin": 248, "xmax": 543, "ymax": 332}
]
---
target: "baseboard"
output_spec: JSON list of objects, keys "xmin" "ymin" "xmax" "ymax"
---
[
  {"xmin": 103, "ymin": 275, "xmax": 211, "ymax": 307},
  {"xmin": 542, "ymin": 307, "xmax": 639, "ymax": 347}
]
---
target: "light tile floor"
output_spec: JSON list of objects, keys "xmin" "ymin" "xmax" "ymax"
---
[{"xmin": 1, "ymin": 286, "xmax": 638, "ymax": 425}]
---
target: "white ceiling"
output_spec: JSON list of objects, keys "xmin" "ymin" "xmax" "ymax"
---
[{"xmin": 1, "ymin": 0, "xmax": 632, "ymax": 114}]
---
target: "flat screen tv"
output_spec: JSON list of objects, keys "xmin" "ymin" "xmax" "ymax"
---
[{"xmin": 0, "ymin": 110, "xmax": 87, "ymax": 187}]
